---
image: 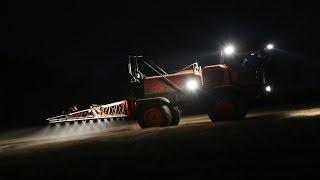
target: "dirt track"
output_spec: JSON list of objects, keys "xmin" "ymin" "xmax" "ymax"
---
[{"xmin": 1, "ymin": 105, "xmax": 320, "ymax": 179}]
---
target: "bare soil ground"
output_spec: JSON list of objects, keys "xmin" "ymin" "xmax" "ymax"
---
[{"xmin": 1, "ymin": 105, "xmax": 320, "ymax": 179}]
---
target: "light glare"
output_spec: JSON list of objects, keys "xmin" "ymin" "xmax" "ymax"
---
[
  {"xmin": 223, "ymin": 45, "xmax": 235, "ymax": 55},
  {"xmin": 266, "ymin": 44, "xmax": 274, "ymax": 50},
  {"xmin": 265, "ymin": 85, "xmax": 271, "ymax": 92},
  {"xmin": 186, "ymin": 79, "xmax": 199, "ymax": 91}
]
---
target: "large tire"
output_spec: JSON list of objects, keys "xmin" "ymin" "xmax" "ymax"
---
[
  {"xmin": 170, "ymin": 106, "xmax": 181, "ymax": 126},
  {"xmin": 137, "ymin": 104, "xmax": 172, "ymax": 128},
  {"xmin": 207, "ymin": 92, "xmax": 243, "ymax": 122}
]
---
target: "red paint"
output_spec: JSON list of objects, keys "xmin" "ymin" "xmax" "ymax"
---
[
  {"xmin": 144, "ymin": 70, "xmax": 202, "ymax": 97},
  {"xmin": 143, "ymin": 107, "xmax": 163, "ymax": 127}
]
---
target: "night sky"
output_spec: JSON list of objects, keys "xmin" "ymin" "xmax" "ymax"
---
[{"xmin": 2, "ymin": 1, "xmax": 320, "ymax": 127}]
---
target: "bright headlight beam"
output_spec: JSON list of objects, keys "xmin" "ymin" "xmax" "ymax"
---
[
  {"xmin": 223, "ymin": 45, "xmax": 235, "ymax": 55},
  {"xmin": 186, "ymin": 79, "xmax": 199, "ymax": 91},
  {"xmin": 265, "ymin": 85, "xmax": 272, "ymax": 92},
  {"xmin": 266, "ymin": 43, "xmax": 274, "ymax": 50}
]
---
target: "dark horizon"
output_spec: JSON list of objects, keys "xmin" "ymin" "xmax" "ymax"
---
[{"xmin": 2, "ymin": 1, "xmax": 320, "ymax": 128}]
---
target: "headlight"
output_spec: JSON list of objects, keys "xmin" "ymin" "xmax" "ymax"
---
[
  {"xmin": 186, "ymin": 79, "xmax": 199, "ymax": 91},
  {"xmin": 265, "ymin": 85, "xmax": 271, "ymax": 92}
]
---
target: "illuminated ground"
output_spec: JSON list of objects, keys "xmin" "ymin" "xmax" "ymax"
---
[{"xmin": 1, "ymin": 104, "xmax": 320, "ymax": 178}]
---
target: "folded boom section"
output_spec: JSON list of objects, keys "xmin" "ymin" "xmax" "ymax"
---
[{"xmin": 47, "ymin": 100, "xmax": 128, "ymax": 124}]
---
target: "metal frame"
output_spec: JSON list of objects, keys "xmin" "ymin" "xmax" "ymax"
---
[
  {"xmin": 47, "ymin": 100, "xmax": 128, "ymax": 124},
  {"xmin": 128, "ymin": 55, "xmax": 185, "ymax": 95}
]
